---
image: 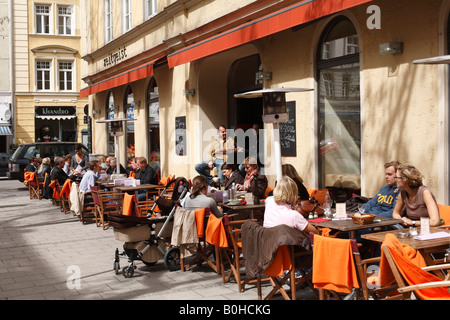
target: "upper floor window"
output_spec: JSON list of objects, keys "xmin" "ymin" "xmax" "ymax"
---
[
  {"xmin": 58, "ymin": 61, "xmax": 73, "ymax": 91},
  {"xmin": 58, "ymin": 6, "xmax": 73, "ymax": 35},
  {"xmin": 105, "ymin": 0, "xmax": 113, "ymax": 43},
  {"xmin": 145, "ymin": 0, "xmax": 157, "ymax": 19},
  {"xmin": 36, "ymin": 5, "xmax": 51, "ymax": 34},
  {"xmin": 123, "ymin": 0, "xmax": 132, "ymax": 32},
  {"xmin": 36, "ymin": 61, "xmax": 51, "ymax": 91}
]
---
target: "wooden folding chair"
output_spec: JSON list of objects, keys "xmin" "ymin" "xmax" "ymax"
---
[
  {"xmin": 180, "ymin": 209, "xmax": 221, "ymax": 275},
  {"xmin": 26, "ymin": 172, "xmax": 41, "ymax": 200},
  {"xmin": 91, "ymin": 188, "xmax": 123, "ymax": 229},
  {"xmin": 381, "ymin": 243, "xmax": 450, "ymax": 300},
  {"xmin": 220, "ymin": 216, "xmax": 255, "ymax": 292},
  {"xmin": 59, "ymin": 179, "xmax": 72, "ymax": 213},
  {"xmin": 256, "ymin": 245, "xmax": 314, "ymax": 300},
  {"xmin": 311, "ymin": 233, "xmax": 398, "ymax": 300}
]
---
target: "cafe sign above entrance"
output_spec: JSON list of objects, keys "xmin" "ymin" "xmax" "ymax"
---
[{"xmin": 35, "ymin": 106, "xmax": 77, "ymax": 120}]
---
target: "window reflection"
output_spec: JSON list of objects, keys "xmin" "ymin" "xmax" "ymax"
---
[{"xmin": 318, "ymin": 18, "xmax": 361, "ymax": 190}]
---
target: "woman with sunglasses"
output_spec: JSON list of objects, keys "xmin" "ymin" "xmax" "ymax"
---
[{"xmin": 392, "ymin": 164, "xmax": 440, "ymax": 227}]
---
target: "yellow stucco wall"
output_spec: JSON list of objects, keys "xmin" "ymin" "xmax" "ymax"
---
[{"xmin": 85, "ymin": 0, "xmax": 448, "ymax": 202}]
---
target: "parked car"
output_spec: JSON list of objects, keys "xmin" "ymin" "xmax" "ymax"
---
[
  {"xmin": 0, "ymin": 153, "xmax": 11, "ymax": 177},
  {"xmin": 7, "ymin": 142, "xmax": 90, "ymax": 182}
]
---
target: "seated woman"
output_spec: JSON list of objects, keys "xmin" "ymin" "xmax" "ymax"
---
[
  {"xmin": 221, "ymin": 163, "xmax": 244, "ymax": 190},
  {"xmin": 236, "ymin": 157, "xmax": 268, "ymax": 200},
  {"xmin": 392, "ymin": 164, "xmax": 440, "ymax": 227},
  {"xmin": 264, "ymin": 176, "xmax": 318, "ymax": 235},
  {"xmin": 183, "ymin": 175, "xmax": 224, "ymax": 218}
]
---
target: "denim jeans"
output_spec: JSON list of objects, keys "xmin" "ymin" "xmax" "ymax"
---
[{"xmin": 195, "ymin": 159, "xmax": 225, "ymax": 184}]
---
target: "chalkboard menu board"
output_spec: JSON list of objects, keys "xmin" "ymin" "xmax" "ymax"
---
[
  {"xmin": 175, "ymin": 116, "xmax": 186, "ymax": 156},
  {"xmin": 280, "ymin": 101, "xmax": 296, "ymax": 156}
]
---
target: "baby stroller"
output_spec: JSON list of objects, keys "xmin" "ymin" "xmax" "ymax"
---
[{"xmin": 109, "ymin": 177, "xmax": 189, "ymax": 278}]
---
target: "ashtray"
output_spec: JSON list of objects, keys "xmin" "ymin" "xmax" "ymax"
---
[
  {"xmin": 228, "ymin": 200, "xmax": 241, "ymax": 206},
  {"xmin": 397, "ymin": 231, "xmax": 410, "ymax": 239}
]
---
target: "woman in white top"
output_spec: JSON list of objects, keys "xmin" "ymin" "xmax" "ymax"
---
[
  {"xmin": 183, "ymin": 175, "xmax": 223, "ymax": 218},
  {"xmin": 264, "ymin": 176, "xmax": 318, "ymax": 235}
]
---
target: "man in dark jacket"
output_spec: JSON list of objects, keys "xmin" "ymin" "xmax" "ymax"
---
[
  {"xmin": 136, "ymin": 156, "xmax": 158, "ymax": 201},
  {"xmin": 51, "ymin": 157, "xmax": 69, "ymax": 186},
  {"xmin": 25, "ymin": 156, "xmax": 38, "ymax": 172}
]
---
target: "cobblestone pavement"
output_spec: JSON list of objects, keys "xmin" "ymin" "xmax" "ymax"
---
[{"xmin": 0, "ymin": 179, "xmax": 316, "ymax": 301}]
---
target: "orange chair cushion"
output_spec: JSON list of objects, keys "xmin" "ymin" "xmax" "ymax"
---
[
  {"xmin": 263, "ymin": 245, "xmax": 292, "ymax": 278},
  {"xmin": 307, "ymin": 188, "xmax": 328, "ymax": 205},
  {"xmin": 205, "ymin": 214, "xmax": 228, "ymax": 248},
  {"xmin": 438, "ymin": 204, "xmax": 450, "ymax": 225},
  {"xmin": 379, "ymin": 233, "xmax": 426, "ymax": 286},
  {"xmin": 312, "ymin": 235, "xmax": 359, "ymax": 294},
  {"xmin": 123, "ymin": 193, "xmax": 134, "ymax": 216},
  {"xmin": 381, "ymin": 234, "xmax": 450, "ymax": 300},
  {"xmin": 194, "ymin": 208, "xmax": 206, "ymax": 238}
]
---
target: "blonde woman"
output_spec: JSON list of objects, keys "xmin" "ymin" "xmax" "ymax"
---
[
  {"xmin": 392, "ymin": 164, "xmax": 440, "ymax": 227},
  {"xmin": 264, "ymin": 176, "xmax": 318, "ymax": 235}
]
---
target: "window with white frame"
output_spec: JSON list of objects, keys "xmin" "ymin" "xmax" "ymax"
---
[
  {"xmin": 57, "ymin": 5, "xmax": 73, "ymax": 35},
  {"xmin": 105, "ymin": 0, "xmax": 113, "ymax": 43},
  {"xmin": 36, "ymin": 61, "xmax": 51, "ymax": 91},
  {"xmin": 145, "ymin": 0, "xmax": 157, "ymax": 19},
  {"xmin": 35, "ymin": 4, "xmax": 51, "ymax": 34},
  {"xmin": 123, "ymin": 0, "xmax": 132, "ymax": 32},
  {"xmin": 58, "ymin": 61, "xmax": 73, "ymax": 91}
]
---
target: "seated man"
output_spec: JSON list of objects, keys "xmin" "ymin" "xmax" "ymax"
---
[
  {"xmin": 365, "ymin": 161, "xmax": 402, "ymax": 217},
  {"xmin": 51, "ymin": 157, "xmax": 70, "ymax": 186},
  {"xmin": 106, "ymin": 157, "xmax": 126, "ymax": 175},
  {"xmin": 136, "ymin": 156, "xmax": 158, "ymax": 201},
  {"xmin": 195, "ymin": 125, "xmax": 237, "ymax": 185},
  {"xmin": 79, "ymin": 161, "xmax": 100, "ymax": 202}
]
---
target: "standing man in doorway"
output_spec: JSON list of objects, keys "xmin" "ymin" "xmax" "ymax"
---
[{"xmin": 195, "ymin": 125, "xmax": 237, "ymax": 185}]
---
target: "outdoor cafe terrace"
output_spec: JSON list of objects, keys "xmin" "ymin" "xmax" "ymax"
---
[{"xmin": 22, "ymin": 171, "xmax": 450, "ymax": 301}]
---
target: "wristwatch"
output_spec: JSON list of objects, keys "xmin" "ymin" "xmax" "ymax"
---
[{"xmin": 412, "ymin": 220, "xmax": 416, "ymax": 226}]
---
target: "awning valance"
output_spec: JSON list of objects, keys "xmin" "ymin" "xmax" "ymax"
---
[
  {"xmin": 168, "ymin": 0, "xmax": 373, "ymax": 68},
  {"xmin": 0, "ymin": 125, "xmax": 12, "ymax": 136},
  {"xmin": 35, "ymin": 115, "xmax": 77, "ymax": 120},
  {"xmin": 80, "ymin": 58, "xmax": 159, "ymax": 98}
]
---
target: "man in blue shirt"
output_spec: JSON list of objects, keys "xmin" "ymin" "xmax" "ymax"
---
[
  {"xmin": 365, "ymin": 161, "xmax": 401, "ymax": 218},
  {"xmin": 79, "ymin": 161, "xmax": 100, "ymax": 194}
]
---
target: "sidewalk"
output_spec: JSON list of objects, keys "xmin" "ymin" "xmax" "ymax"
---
[{"xmin": 0, "ymin": 179, "xmax": 315, "ymax": 301}]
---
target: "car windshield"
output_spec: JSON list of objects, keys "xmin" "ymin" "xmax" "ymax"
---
[{"xmin": 10, "ymin": 147, "xmax": 23, "ymax": 161}]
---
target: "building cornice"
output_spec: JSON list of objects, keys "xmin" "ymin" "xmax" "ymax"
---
[{"xmin": 82, "ymin": 0, "xmax": 301, "ymax": 84}]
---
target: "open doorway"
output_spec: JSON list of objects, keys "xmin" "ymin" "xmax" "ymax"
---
[{"xmin": 228, "ymin": 54, "xmax": 264, "ymax": 171}]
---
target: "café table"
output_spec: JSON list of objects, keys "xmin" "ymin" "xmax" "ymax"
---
[
  {"xmin": 361, "ymin": 227, "xmax": 450, "ymax": 279},
  {"xmin": 222, "ymin": 202, "xmax": 266, "ymax": 220},
  {"xmin": 114, "ymin": 184, "xmax": 160, "ymax": 200},
  {"xmin": 308, "ymin": 215, "xmax": 404, "ymax": 239}
]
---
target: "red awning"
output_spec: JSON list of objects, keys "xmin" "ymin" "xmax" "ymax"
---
[
  {"xmin": 168, "ymin": 0, "xmax": 372, "ymax": 68},
  {"xmin": 80, "ymin": 59, "xmax": 158, "ymax": 98}
]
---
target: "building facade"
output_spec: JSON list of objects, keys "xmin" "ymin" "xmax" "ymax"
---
[
  {"xmin": 81, "ymin": 0, "xmax": 450, "ymax": 204},
  {"xmin": 0, "ymin": 0, "xmax": 12, "ymax": 153},
  {"xmin": 12, "ymin": 0, "xmax": 88, "ymax": 147}
]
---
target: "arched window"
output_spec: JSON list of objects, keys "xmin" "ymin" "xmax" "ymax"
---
[
  {"xmin": 124, "ymin": 86, "xmax": 135, "ymax": 161},
  {"xmin": 105, "ymin": 91, "xmax": 115, "ymax": 154},
  {"xmin": 147, "ymin": 77, "xmax": 160, "ymax": 157},
  {"xmin": 317, "ymin": 17, "xmax": 361, "ymax": 188}
]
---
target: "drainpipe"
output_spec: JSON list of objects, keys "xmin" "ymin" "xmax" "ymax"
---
[{"xmin": 10, "ymin": 0, "xmax": 15, "ymax": 145}]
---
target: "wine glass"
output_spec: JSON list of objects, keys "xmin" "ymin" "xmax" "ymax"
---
[{"xmin": 358, "ymin": 203, "xmax": 367, "ymax": 214}]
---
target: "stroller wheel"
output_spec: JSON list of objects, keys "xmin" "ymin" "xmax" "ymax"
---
[
  {"xmin": 122, "ymin": 266, "xmax": 135, "ymax": 278},
  {"xmin": 164, "ymin": 247, "xmax": 181, "ymax": 271}
]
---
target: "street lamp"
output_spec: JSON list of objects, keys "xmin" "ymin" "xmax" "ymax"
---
[{"xmin": 234, "ymin": 88, "xmax": 313, "ymax": 181}]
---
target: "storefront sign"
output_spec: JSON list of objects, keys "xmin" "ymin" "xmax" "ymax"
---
[
  {"xmin": 35, "ymin": 106, "xmax": 76, "ymax": 117},
  {"xmin": 104, "ymin": 47, "xmax": 127, "ymax": 67}
]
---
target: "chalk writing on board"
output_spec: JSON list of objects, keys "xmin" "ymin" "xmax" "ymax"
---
[{"xmin": 280, "ymin": 101, "xmax": 296, "ymax": 156}]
